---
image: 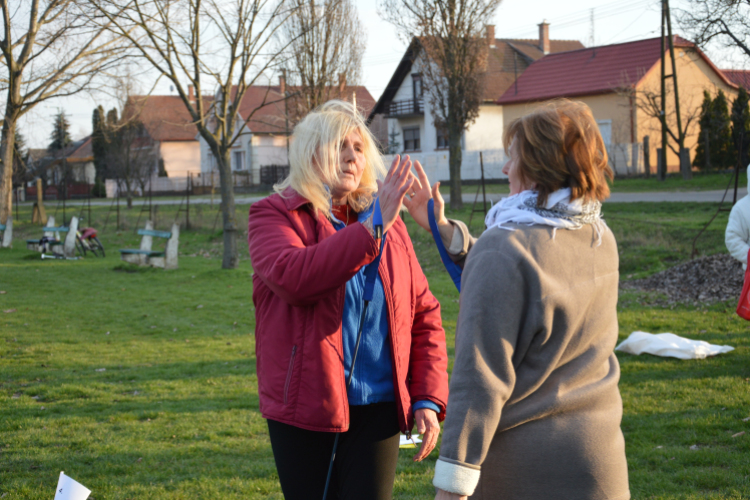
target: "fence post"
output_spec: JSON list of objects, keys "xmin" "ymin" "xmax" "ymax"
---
[
  {"xmin": 643, "ymin": 136, "xmax": 650, "ymax": 177},
  {"xmin": 657, "ymin": 148, "xmax": 665, "ymax": 181},
  {"xmin": 186, "ymin": 173, "xmax": 191, "ymax": 230},
  {"xmin": 680, "ymin": 147, "xmax": 692, "ymax": 180}
]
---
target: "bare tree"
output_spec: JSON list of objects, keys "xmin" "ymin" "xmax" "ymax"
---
[
  {"xmin": 104, "ymin": 117, "xmax": 157, "ymax": 209},
  {"xmin": 381, "ymin": 0, "xmax": 501, "ymax": 209},
  {"xmin": 628, "ymin": 84, "xmax": 702, "ymax": 158},
  {"xmin": 280, "ymin": 0, "xmax": 365, "ymax": 119},
  {"xmin": 92, "ymin": 0, "xmax": 301, "ymax": 269},
  {"xmin": 678, "ymin": 0, "xmax": 750, "ymax": 59},
  {"xmin": 0, "ymin": 0, "xmax": 125, "ymax": 225}
]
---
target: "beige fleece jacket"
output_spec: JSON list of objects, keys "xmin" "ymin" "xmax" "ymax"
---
[{"xmin": 433, "ymin": 219, "xmax": 630, "ymax": 500}]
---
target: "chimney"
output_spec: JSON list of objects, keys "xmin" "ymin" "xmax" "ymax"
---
[
  {"xmin": 338, "ymin": 73, "xmax": 346, "ymax": 94},
  {"xmin": 538, "ymin": 20, "xmax": 550, "ymax": 54},
  {"xmin": 188, "ymin": 84, "xmax": 195, "ymax": 102},
  {"xmin": 486, "ymin": 25, "xmax": 496, "ymax": 48},
  {"xmin": 279, "ymin": 72, "xmax": 286, "ymax": 95}
]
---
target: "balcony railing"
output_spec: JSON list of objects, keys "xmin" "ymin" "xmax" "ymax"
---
[{"xmin": 387, "ymin": 98, "xmax": 424, "ymax": 117}]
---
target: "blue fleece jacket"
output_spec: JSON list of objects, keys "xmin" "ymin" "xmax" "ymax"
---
[{"xmin": 331, "ymin": 202, "xmax": 438, "ymax": 414}]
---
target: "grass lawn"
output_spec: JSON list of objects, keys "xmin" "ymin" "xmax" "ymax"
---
[
  {"xmin": 1, "ymin": 201, "xmax": 749, "ymax": 499},
  {"xmin": 439, "ymin": 170, "xmax": 748, "ymax": 196}
]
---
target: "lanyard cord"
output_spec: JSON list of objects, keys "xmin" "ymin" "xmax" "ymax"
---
[{"xmin": 428, "ymin": 198, "xmax": 462, "ymax": 292}]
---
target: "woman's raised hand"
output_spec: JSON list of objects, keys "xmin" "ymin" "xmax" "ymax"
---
[
  {"xmin": 376, "ymin": 155, "xmax": 417, "ymax": 234},
  {"xmin": 402, "ymin": 161, "xmax": 453, "ymax": 242}
]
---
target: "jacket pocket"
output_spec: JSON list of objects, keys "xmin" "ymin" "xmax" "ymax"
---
[{"xmin": 283, "ymin": 345, "xmax": 297, "ymax": 405}]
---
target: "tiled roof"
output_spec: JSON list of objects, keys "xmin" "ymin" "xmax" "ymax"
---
[
  {"xmin": 723, "ymin": 69, "xmax": 750, "ymax": 90},
  {"xmin": 483, "ymin": 38, "xmax": 584, "ymax": 100},
  {"xmin": 497, "ymin": 36, "xmax": 725, "ymax": 105},
  {"xmin": 126, "ymin": 95, "xmax": 204, "ymax": 142},
  {"xmin": 370, "ymin": 36, "xmax": 584, "ymax": 117},
  {"xmin": 235, "ymin": 85, "xmax": 377, "ymax": 134}
]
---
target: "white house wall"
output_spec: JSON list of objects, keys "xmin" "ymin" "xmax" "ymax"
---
[
  {"xmin": 465, "ymin": 105, "xmax": 504, "ymax": 151},
  {"xmin": 160, "ymin": 141, "xmax": 201, "ymax": 177}
]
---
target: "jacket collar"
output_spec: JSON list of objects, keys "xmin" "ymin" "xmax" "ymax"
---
[{"xmin": 281, "ymin": 187, "xmax": 311, "ymax": 212}]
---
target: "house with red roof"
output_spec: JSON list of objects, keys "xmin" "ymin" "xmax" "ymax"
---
[
  {"xmin": 198, "ymin": 78, "xmax": 379, "ymax": 185},
  {"xmin": 723, "ymin": 69, "xmax": 750, "ymax": 91},
  {"xmin": 369, "ymin": 23, "xmax": 583, "ymax": 160},
  {"xmin": 125, "ymin": 92, "xmax": 205, "ymax": 178},
  {"xmin": 497, "ymin": 36, "xmax": 740, "ymax": 174}
]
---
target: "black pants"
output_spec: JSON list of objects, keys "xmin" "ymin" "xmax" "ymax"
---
[{"xmin": 267, "ymin": 402, "xmax": 400, "ymax": 500}]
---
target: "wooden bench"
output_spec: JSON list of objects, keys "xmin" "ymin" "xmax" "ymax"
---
[
  {"xmin": 119, "ymin": 221, "xmax": 179, "ymax": 269},
  {"xmin": 26, "ymin": 216, "xmax": 79, "ymax": 258},
  {"xmin": 0, "ymin": 216, "xmax": 11, "ymax": 248}
]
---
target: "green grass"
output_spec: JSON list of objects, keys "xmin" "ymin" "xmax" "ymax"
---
[
  {"xmin": 439, "ymin": 171, "xmax": 747, "ymax": 196},
  {"xmin": 1, "ymin": 200, "xmax": 749, "ymax": 498}
]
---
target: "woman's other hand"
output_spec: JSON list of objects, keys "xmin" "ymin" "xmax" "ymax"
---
[
  {"xmin": 413, "ymin": 408, "xmax": 440, "ymax": 462},
  {"xmin": 402, "ymin": 161, "xmax": 454, "ymax": 243},
  {"xmin": 435, "ymin": 489, "xmax": 467, "ymax": 500},
  {"xmin": 377, "ymin": 155, "xmax": 416, "ymax": 234}
]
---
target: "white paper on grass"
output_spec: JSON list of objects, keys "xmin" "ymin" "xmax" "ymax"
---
[
  {"xmin": 615, "ymin": 331, "xmax": 734, "ymax": 360},
  {"xmin": 399, "ymin": 434, "xmax": 422, "ymax": 448},
  {"xmin": 54, "ymin": 472, "xmax": 91, "ymax": 500}
]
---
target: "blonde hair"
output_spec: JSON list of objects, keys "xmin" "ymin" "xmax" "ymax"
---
[
  {"xmin": 275, "ymin": 100, "xmax": 386, "ymax": 217},
  {"xmin": 503, "ymin": 99, "xmax": 613, "ymax": 207}
]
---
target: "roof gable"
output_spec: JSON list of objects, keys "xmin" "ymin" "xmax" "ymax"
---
[
  {"xmin": 369, "ymin": 36, "xmax": 584, "ymax": 118},
  {"xmin": 497, "ymin": 36, "xmax": 737, "ymax": 105}
]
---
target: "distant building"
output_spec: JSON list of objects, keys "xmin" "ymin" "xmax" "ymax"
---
[
  {"xmin": 26, "ymin": 137, "xmax": 95, "ymax": 199},
  {"xmin": 369, "ymin": 22, "xmax": 583, "ymax": 180},
  {"xmin": 496, "ymin": 36, "xmax": 741, "ymax": 174},
  {"xmin": 124, "ymin": 92, "xmax": 203, "ymax": 178},
  {"xmin": 198, "ymin": 80, "xmax": 379, "ymax": 186}
]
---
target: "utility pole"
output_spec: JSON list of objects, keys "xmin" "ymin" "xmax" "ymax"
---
[
  {"xmin": 659, "ymin": 0, "xmax": 689, "ymax": 180},
  {"xmin": 664, "ymin": 0, "xmax": 690, "ymax": 179},
  {"xmin": 659, "ymin": 0, "xmax": 668, "ymax": 181}
]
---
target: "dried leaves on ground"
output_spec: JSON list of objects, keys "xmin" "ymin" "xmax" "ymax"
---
[{"xmin": 621, "ymin": 253, "xmax": 744, "ymax": 305}]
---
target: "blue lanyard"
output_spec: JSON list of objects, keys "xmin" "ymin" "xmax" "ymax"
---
[
  {"xmin": 428, "ymin": 198, "xmax": 462, "ymax": 292},
  {"xmin": 363, "ymin": 197, "xmax": 385, "ymax": 302}
]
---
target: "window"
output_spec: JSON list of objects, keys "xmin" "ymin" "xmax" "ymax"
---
[
  {"xmin": 403, "ymin": 127, "xmax": 420, "ymax": 151},
  {"xmin": 233, "ymin": 150, "xmax": 246, "ymax": 171},
  {"xmin": 412, "ymin": 74, "xmax": 423, "ymax": 98},
  {"xmin": 436, "ymin": 128, "xmax": 449, "ymax": 149}
]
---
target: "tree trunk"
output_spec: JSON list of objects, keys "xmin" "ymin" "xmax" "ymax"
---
[
  {"xmin": 0, "ymin": 112, "xmax": 17, "ymax": 225},
  {"xmin": 217, "ymin": 148, "xmax": 239, "ymax": 269},
  {"xmin": 448, "ymin": 110, "xmax": 463, "ymax": 210}
]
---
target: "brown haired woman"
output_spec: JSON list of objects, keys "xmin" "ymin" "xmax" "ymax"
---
[{"xmin": 404, "ymin": 99, "xmax": 630, "ymax": 500}]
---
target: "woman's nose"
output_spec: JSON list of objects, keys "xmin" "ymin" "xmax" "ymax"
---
[
  {"xmin": 502, "ymin": 162, "xmax": 510, "ymax": 175},
  {"xmin": 341, "ymin": 145, "xmax": 355, "ymax": 162}
]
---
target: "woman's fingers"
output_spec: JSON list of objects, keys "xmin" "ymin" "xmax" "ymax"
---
[
  {"xmin": 413, "ymin": 409, "xmax": 440, "ymax": 462},
  {"xmin": 414, "ymin": 161, "xmax": 431, "ymax": 194}
]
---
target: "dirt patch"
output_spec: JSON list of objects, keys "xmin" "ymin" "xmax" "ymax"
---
[{"xmin": 620, "ymin": 253, "xmax": 745, "ymax": 305}]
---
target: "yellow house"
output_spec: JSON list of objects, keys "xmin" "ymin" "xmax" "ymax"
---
[{"xmin": 497, "ymin": 36, "xmax": 740, "ymax": 174}]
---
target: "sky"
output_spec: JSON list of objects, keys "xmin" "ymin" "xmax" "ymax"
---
[{"xmin": 19, "ymin": 0, "xmax": 748, "ymax": 149}]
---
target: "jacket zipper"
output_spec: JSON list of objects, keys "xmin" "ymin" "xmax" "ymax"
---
[
  {"xmin": 379, "ymin": 262, "xmax": 409, "ymax": 438},
  {"xmin": 283, "ymin": 345, "xmax": 297, "ymax": 405}
]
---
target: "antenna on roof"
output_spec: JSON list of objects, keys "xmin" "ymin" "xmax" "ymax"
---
[
  {"xmin": 170, "ymin": 85, "xmax": 174, "ymax": 93},
  {"xmin": 588, "ymin": 8, "xmax": 595, "ymax": 47}
]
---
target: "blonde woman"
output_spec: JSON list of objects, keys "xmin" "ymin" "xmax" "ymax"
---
[
  {"xmin": 248, "ymin": 100, "xmax": 449, "ymax": 500},
  {"xmin": 405, "ymin": 100, "xmax": 630, "ymax": 500}
]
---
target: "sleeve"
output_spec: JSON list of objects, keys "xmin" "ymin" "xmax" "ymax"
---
[
  {"xmin": 247, "ymin": 201, "xmax": 380, "ymax": 306},
  {"xmin": 413, "ymin": 400, "xmax": 440, "ymax": 413},
  {"xmin": 444, "ymin": 219, "xmax": 478, "ymax": 269},
  {"xmin": 432, "ymin": 239, "xmax": 542, "ymax": 496},
  {"xmin": 402, "ymin": 223, "xmax": 449, "ymax": 421},
  {"xmin": 725, "ymin": 204, "xmax": 750, "ymax": 266}
]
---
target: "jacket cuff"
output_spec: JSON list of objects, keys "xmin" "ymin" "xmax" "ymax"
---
[
  {"xmin": 433, "ymin": 458, "xmax": 481, "ymax": 496},
  {"xmin": 412, "ymin": 400, "xmax": 440, "ymax": 413}
]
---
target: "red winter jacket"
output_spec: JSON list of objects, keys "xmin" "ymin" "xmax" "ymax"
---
[{"xmin": 247, "ymin": 189, "xmax": 449, "ymax": 433}]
